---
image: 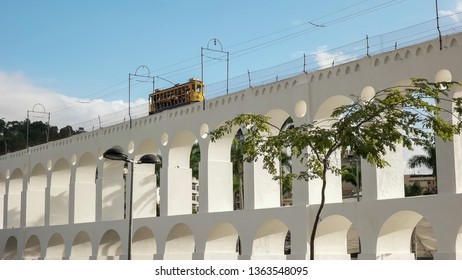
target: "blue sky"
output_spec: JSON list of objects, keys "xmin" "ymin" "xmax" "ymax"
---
[{"xmin": 0, "ymin": 0, "xmax": 461, "ymax": 135}]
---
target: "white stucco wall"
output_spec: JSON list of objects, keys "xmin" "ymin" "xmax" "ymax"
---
[{"xmin": 1, "ymin": 33, "xmax": 462, "ymax": 260}]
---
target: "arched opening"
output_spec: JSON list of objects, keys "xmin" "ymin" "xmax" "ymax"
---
[
  {"xmin": 252, "ymin": 219, "xmax": 289, "ymax": 259},
  {"xmin": 3, "ymin": 236, "xmax": 18, "ymax": 259},
  {"xmin": 74, "ymin": 153, "xmax": 97, "ymax": 223},
  {"xmin": 377, "ymin": 211, "xmax": 437, "ymax": 260},
  {"xmin": 132, "ymin": 226, "xmax": 156, "ymax": 260},
  {"xmin": 70, "ymin": 231, "xmax": 92, "ymax": 260},
  {"xmin": 204, "ymin": 222, "xmax": 239, "ymax": 260},
  {"xmin": 312, "ymin": 215, "xmax": 359, "ymax": 260},
  {"xmin": 26, "ymin": 164, "xmax": 47, "ymax": 227},
  {"xmin": 98, "ymin": 229, "xmax": 122, "ymax": 260},
  {"xmin": 164, "ymin": 223, "xmax": 195, "ymax": 260},
  {"xmin": 46, "ymin": 233, "xmax": 65, "ymax": 259},
  {"xmin": 279, "ymin": 117, "xmax": 294, "ymax": 206},
  {"xmin": 411, "ymin": 218, "xmax": 437, "ymax": 259},
  {"xmin": 232, "ymin": 129, "xmax": 245, "ymax": 210},
  {"xmin": 50, "ymin": 158, "xmax": 70, "ymax": 225},
  {"xmin": 24, "ymin": 235, "xmax": 41, "ymax": 260},
  {"xmin": 190, "ymin": 142, "xmax": 200, "ymax": 214}
]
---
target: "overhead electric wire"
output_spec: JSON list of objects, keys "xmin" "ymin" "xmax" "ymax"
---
[
  {"xmin": 154, "ymin": 0, "xmax": 404, "ymax": 78},
  {"xmin": 49, "ymin": 0, "xmax": 456, "ymax": 130}
]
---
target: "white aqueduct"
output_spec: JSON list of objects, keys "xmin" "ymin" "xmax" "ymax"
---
[{"xmin": 1, "ymin": 33, "xmax": 462, "ymax": 260}]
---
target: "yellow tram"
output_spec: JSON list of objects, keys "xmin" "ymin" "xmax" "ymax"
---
[{"xmin": 148, "ymin": 78, "xmax": 205, "ymax": 115}]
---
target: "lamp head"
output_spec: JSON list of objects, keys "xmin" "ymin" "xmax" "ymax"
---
[
  {"xmin": 103, "ymin": 146, "xmax": 128, "ymax": 162},
  {"xmin": 138, "ymin": 154, "xmax": 161, "ymax": 164}
]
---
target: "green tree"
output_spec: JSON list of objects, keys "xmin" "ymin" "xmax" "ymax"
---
[
  {"xmin": 407, "ymin": 141, "xmax": 436, "ymax": 177},
  {"xmin": 405, "ymin": 182, "xmax": 422, "ymax": 197},
  {"xmin": 231, "ymin": 130, "xmax": 245, "ymax": 210},
  {"xmin": 190, "ymin": 142, "xmax": 200, "ymax": 179},
  {"xmin": 209, "ymin": 78, "xmax": 462, "ymax": 260},
  {"xmin": 341, "ymin": 163, "xmax": 358, "ymax": 187}
]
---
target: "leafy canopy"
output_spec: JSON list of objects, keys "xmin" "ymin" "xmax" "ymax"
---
[
  {"xmin": 209, "ymin": 78, "xmax": 462, "ymax": 183},
  {"xmin": 209, "ymin": 78, "xmax": 462, "ymax": 260}
]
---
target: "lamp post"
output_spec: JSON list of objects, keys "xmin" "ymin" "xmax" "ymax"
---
[
  {"xmin": 103, "ymin": 146, "xmax": 161, "ymax": 260},
  {"xmin": 201, "ymin": 38, "xmax": 229, "ymax": 94},
  {"xmin": 26, "ymin": 103, "xmax": 50, "ymax": 152},
  {"xmin": 128, "ymin": 65, "xmax": 154, "ymax": 129}
]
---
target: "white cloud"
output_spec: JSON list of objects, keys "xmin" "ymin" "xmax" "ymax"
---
[
  {"xmin": 310, "ymin": 45, "xmax": 357, "ymax": 69},
  {"xmin": 440, "ymin": 0, "xmax": 462, "ymax": 22},
  {"xmin": 0, "ymin": 71, "xmax": 146, "ymax": 130}
]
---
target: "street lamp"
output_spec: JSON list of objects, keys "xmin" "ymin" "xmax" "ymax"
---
[{"xmin": 103, "ymin": 146, "xmax": 161, "ymax": 260}]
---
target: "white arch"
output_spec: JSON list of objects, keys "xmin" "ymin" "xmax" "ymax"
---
[
  {"xmin": 377, "ymin": 210, "xmax": 437, "ymax": 260},
  {"xmin": 46, "ymin": 233, "xmax": 65, "ymax": 259},
  {"xmin": 313, "ymin": 215, "xmax": 356, "ymax": 260},
  {"xmin": 70, "ymin": 231, "xmax": 92, "ymax": 260},
  {"xmin": 313, "ymin": 95, "xmax": 353, "ymax": 122},
  {"xmin": 24, "ymin": 235, "xmax": 41, "ymax": 260},
  {"xmin": 132, "ymin": 226, "xmax": 156, "ymax": 259},
  {"xmin": 3, "ymin": 236, "xmax": 18, "ymax": 259},
  {"xmin": 164, "ymin": 223, "xmax": 195, "ymax": 260},
  {"xmin": 204, "ymin": 222, "xmax": 239, "ymax": 260},
  {"xmin": 252, "ymin": 219, "xmax": 289, "ymax": 259},
  {"xmin": 98, "ymin": 229, "xmax": 122, "ymax": 260}
]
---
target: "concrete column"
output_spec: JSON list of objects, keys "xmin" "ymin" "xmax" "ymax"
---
[
  {"xmin": 25, "ymin": 189, "xmax": 45, "ymax": 227},
  {"xmin": 201, "ymin": 160, "xmax": 233, "ymax": 213},
  {"xmin": 101, "ymin": 161, "xmax": 125, "ymax": 221},
  {"xmin": 292, "ymin": 149, "xmax": 342, "ymax": 205},
  {"xmin": 243, "ymin": 158, "xmax": 280, "ymax": 210},
  {"xmin": 132, "ymin": 164, "xmax": 157, "ymax": 218},
  {"xmin": 362, "ymin": 145, "xmax": 404, "ymax": 200},
  {"xmin": 68, "ymin": 169, "xmax": 76, "ymax": 224},
  {"xmin": 160, "ymin": 166, "xmax": 192, "ymax": 216},
  {"xmin": 1, "ymin": 194, "xmax": 5, "ymax": 229},
  {"xmin": 436, "ymin": 134, "xmax": 462, "ymax": 194}
]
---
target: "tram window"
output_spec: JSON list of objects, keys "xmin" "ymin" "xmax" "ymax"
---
[{"xmin": 196, "ymin": 85, "xmax": 201, "ymax": 92}]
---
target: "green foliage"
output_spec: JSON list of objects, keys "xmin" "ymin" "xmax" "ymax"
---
[
  {"xmin": 208, "ymin": 78, "xmax": 462, "ymax": 260},
  {"xmin": 0, "ymin": 120, "xmax": 83, "ymax": 155},
  {"xmin": 405, "ymin": 182, "xmax": 422, "ymax": 197},
  {"xmin": 341, "ymin": 163, "xmax": 359, "ymax": 187},
  {"xmin": 190, "ymin": 142, "xmax": 200, "ymax": 179}
]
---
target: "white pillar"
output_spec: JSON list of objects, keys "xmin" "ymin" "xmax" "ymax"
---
[
  {"xmin": 292, "ymin": 148, "xmax": 342, "ymax": 205},
  {"xmin": 201, "ymin": 160, "xmax": 233, "ymax": 213},
  {"xmin": 244, "ymin": 158, "xmax": 280, "ymax": 209},
  {"xmin": 362, "ymin": 146, "xmax": 404, "ymax": 200},
  {"xmin": 132, "ymin": 164, "xmax": 157, "ymax": 218},
  {"xmin": 161, "ymin": 166, "xmax": 192, "ymax": 215},
  {"xmin": 101, "ymin": 161, "xmax": 125, "ymax": 221}
]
